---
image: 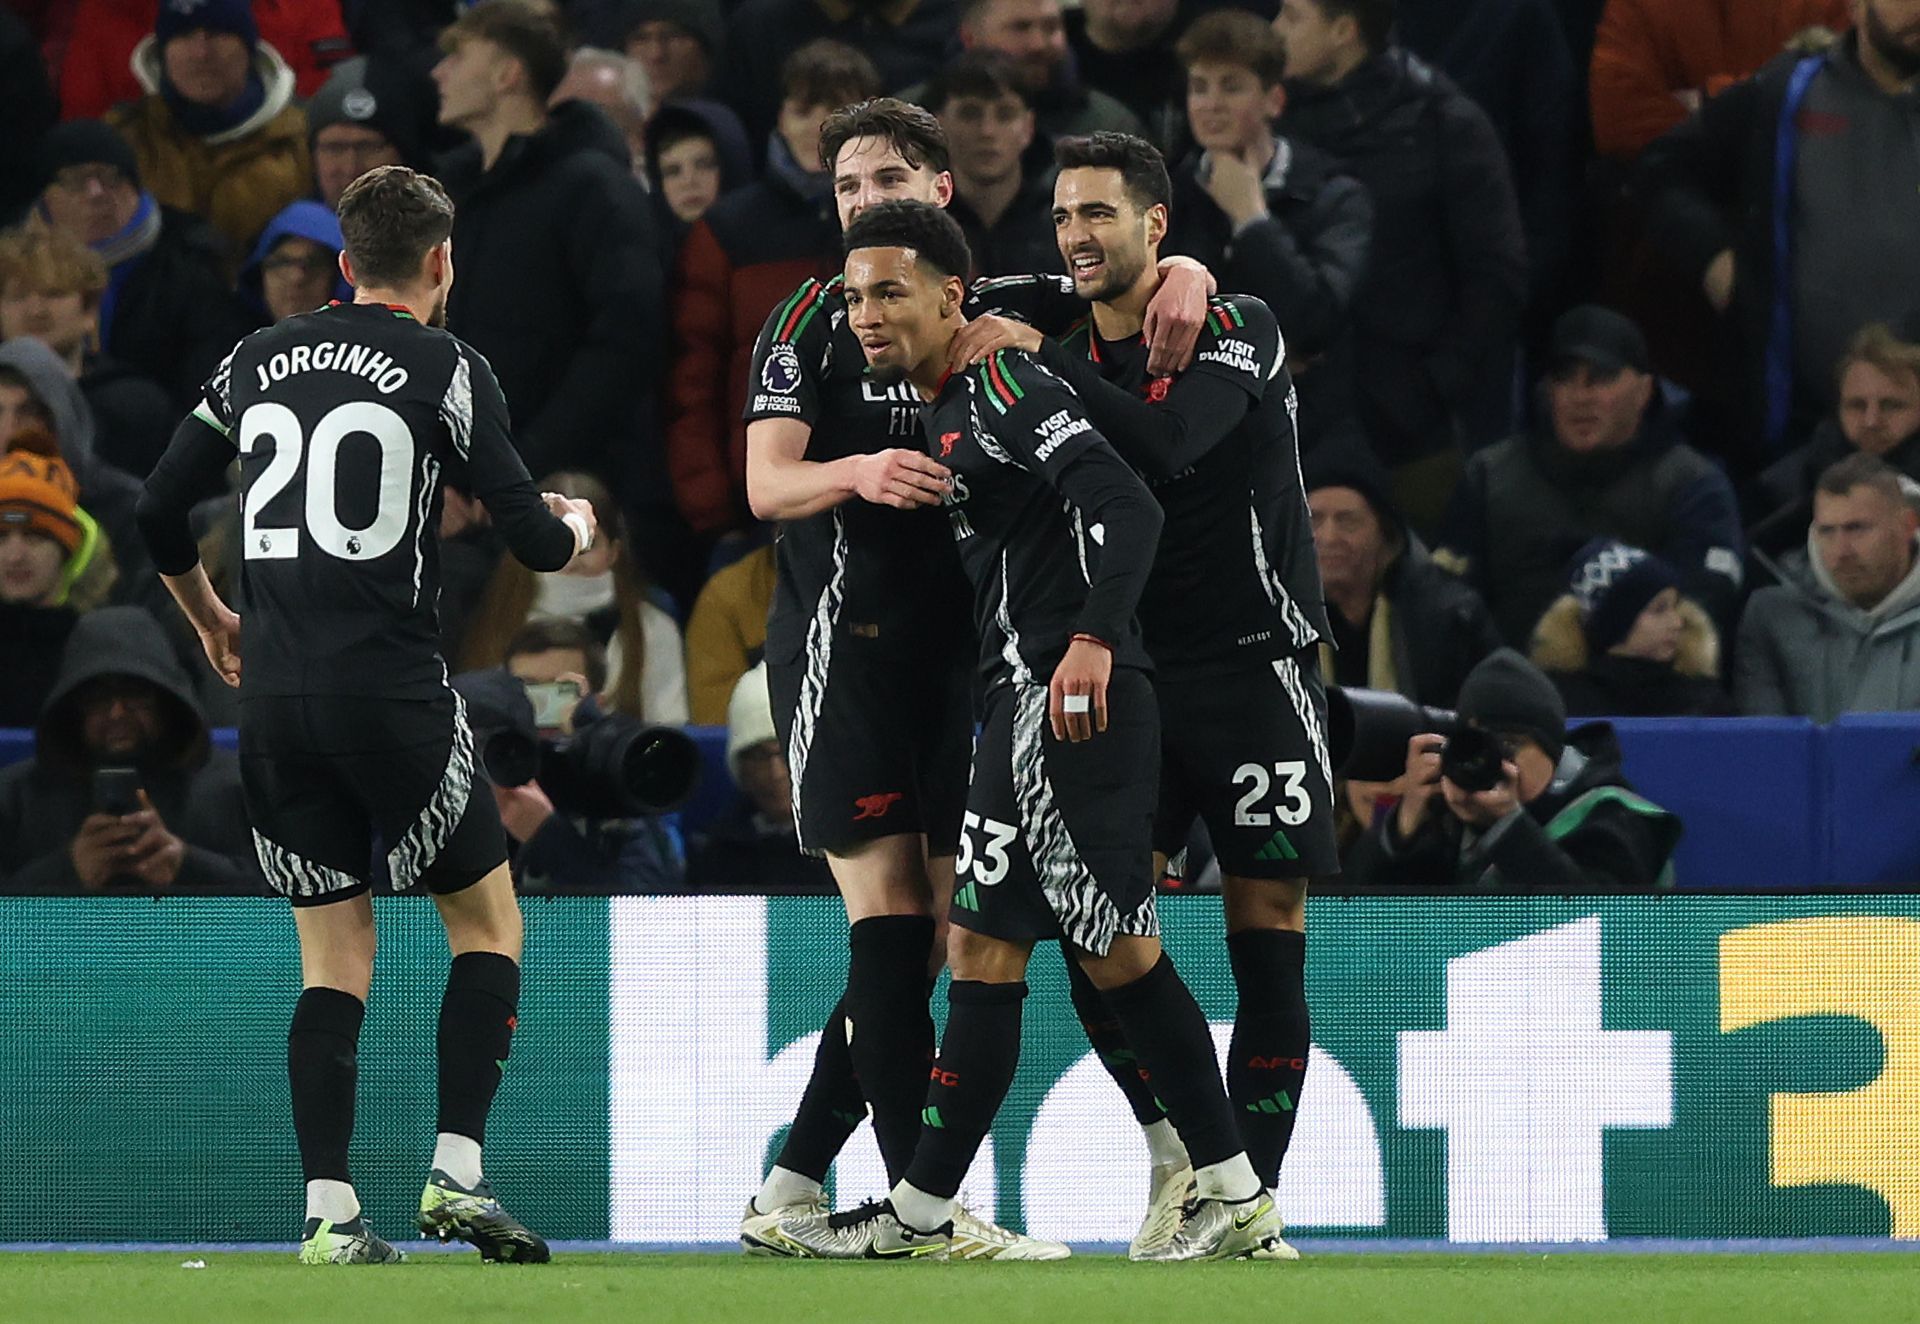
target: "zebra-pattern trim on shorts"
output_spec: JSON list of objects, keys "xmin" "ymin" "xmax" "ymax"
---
[
  {"xmin": 1010, "ymin": 685, "xmax": 1156, "ymax": 955},
  {"xmin": 253, "ymin": 829, "xmax": 362, "ymax": 900},
  {"xmin": 385, "ymin": 687, "xmax": 477, "ymax": 890},
  {"xmin": 786, "ymin": 510, "xmax": 848, "ymax": 841},
  {"xmin": 1272, "ymin": 655, "xmax": 1333, "ymax": 796}
]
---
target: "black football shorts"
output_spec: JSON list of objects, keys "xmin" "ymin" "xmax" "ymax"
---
[
  {"xmin": 238, "ymin": 691, "xmax": 508, "ymax": 906},
  {"xmin": 1153, "ymin": 650, "xmax": 1341, "ymax": 880},
  {"xmin": 949, "ymin": 668, "xmax": 1160, "ymax": 956},
  {"xmin": 768, "ymin": 627, "xmax": 972, "ymax": 860}
]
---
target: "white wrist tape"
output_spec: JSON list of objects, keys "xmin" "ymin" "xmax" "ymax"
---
[{"xmin": 561, "ymin": 511, "xmax": 593, "ymax": 556}]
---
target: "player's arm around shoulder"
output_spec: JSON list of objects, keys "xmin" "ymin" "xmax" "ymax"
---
[{"xmin": 744, "ymin": 277, "xmax": 951, "ymax": 519}]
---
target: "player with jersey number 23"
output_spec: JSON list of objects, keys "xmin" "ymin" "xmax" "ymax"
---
[{"xmin": 135, "ymin": 165, "xmax": 596, "ymax": 1267}]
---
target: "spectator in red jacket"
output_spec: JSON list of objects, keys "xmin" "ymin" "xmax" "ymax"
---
[
  {"xmin": 58, "ymin": 0, "xmax": 352, "ymax": 121},
  {"xmin": 665, "ymin": 40, "xmax": 881, "ymax": 540},
  {"xmin": 1589, "ymin": 0, "xmax": 1849, "ymax": 162}
]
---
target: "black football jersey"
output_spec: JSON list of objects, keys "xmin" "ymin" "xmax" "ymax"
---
[
  {"xmin": 744, "ymin": 275, "xmax": 969, "ymax": 662},
  {"xmin": 967, "ymin": 276, "xmax": 1328, "ymax": 672},
  {"xmin": 185, "ymin": 301, "xmax": 572, "ymax": 698},
  {"xmin": 922, "ymin": 349, "xmax": 1158, "ymax": 689}
]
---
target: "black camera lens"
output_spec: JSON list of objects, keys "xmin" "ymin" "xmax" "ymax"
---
[{"xmin": 1439, "ymin": 727, "xmax": 1508, "ymax": 793}]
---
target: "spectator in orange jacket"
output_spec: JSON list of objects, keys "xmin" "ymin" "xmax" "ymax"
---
[
  {"xmin": 1589, "ymin": 0, "xmax": 1849, "ymax": 161},
  {"xmin": 664, "ymin": 40, "xmax": 881, "ymax": 539},
  {"xmin": 59, "ymin": 0, "xmax": 352, "ymax": 122}
]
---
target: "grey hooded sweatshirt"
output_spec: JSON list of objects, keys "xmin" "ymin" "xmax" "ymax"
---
[{"xmin": 1735, "ymin": 534, "xmax": 1920, "ymax": 721}]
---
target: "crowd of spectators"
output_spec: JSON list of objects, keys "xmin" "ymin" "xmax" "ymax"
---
[{"xmin": 0, "ymin": 0, "xmax": 1917, "ymax": 895}]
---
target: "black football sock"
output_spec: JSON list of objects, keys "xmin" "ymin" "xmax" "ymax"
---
[
  {"xmin": 845, "ymin": 915, "xmax": 937, "ymax": 1184},
  {"xmin": 288, "ymin": 986, "xmax": 365, "ymax": 1184},
  {"xmin": 1226, "ymin": 929, "xmax": 1310, "ymax": 1188},
  {"xmin": 902, "ymin": 979, "xmax": 1026, "ymax": 1204},
  {"xmin": 1097, "ymin": 953, "xmax": 1243, "ymax": 1171},
  {"xmin": 436, "ymin": 951, "xmax": 520, "ymax": 1145},
  {"xmin": 774, "ymin": 995, "xmax": 866, "ymax": 1182},
  {"xmin": 1064, "ymin": 953, "xmax": 1167, "ymax": 1126}
]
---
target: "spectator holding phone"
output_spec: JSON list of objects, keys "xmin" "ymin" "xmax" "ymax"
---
[{"xmin": 0, "ymin": 605, "xmax": 260, "ymax": 894}]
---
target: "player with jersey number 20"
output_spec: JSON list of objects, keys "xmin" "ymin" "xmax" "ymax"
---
[{"xmin": 135, "ymin": 166, "xmax": 597, "ymax": 1267}]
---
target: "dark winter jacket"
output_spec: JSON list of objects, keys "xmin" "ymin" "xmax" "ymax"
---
[
  {"xmin": 0, "ymin": 9, "xmax": 56, "ymax": 221},
  {"xmin": 1320, "ymin": 537, "xmax": 1505, "ymax": 710},
  {"xmin": 666, "ymin": 145, "xmax": 839, "ymax": 536},
  {"xmin": 1433, "ymin": 391, "xmax": 1745, "ymax": 645},
  {"xmin": 1346, "ymin": 721, "xmax": 1682, "ymax": 889},
  {"xmin": 1748, "ymin": 417, "xmax": 1920, "ymax": 556},
  {"xmin": 686, "ymin": 796, "xmax": 835, "ymax": 893},
  {"xmin": 724, "ymin": 0, "xmax": 960, "ymax": 149},
  {"xmin": 1636, "ymin": 37, "xmax": 1908, "ymax": 461},
  {"xmin": 1530, "ymin": 593, "xmax": 1734, "ymax": 716},
  {"xmin": 0, "ymin": 607, "xmax": 261, "ymax": 894},
  {"xmin": 950, "ymin": 168, "xmax": 1066, "ymax": 282},
  {"xmin": 1063, "ymin": 5, "xmax": 1185, "ymax": 150},
  {"xmin": 1397, "ymin": 0, "xmax": 1576, "ymax": 305},
  {"xmin": 1281, "ymin": 50, "xmax": 1529, "ymax": 464},
  {"xmin": 439, "ymin": 101, "xmax": 664, "ymax": 484},
  {"xmin": 1166, "ymin": 139, "xmax": 1373, "ymax": 452},
  {"xmin": 78, "ymin": 353, "xmax": 175, "ymax": 481},
  {"xmin": 0, "ymin": 602, "xmax": 77, "ymax": 729},
  {"xmin": 84, "ymin": 198, "xmax": 251, "ymax": 411}
]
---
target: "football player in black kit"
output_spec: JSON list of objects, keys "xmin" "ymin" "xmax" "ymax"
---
[
  {"xmin": 134, "ymin": 167, "xmax": 596, "ymax": 1265},
  {"xmin": 956, "ymin": 133, "xmax": 1336, "ymax": 1261},
  {"xmin": 738, "ymin": 99, "xmax": 1216, "ymax": 1262},
  {"xmin": 774, "ymin": 199, "xmax": 1286, "ymax": 1262}
]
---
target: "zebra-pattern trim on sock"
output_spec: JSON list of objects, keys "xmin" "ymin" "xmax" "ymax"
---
[
  {"xmin": 1010, "ymin": 685, "xmax": 1152, "ymax": 954},
  {"xmin": 253, "ymin": 829, "xmax": 362, "ymax": 900},
  {"xmin": 1249, "ymin": 505, "xmax": 1317, "ymax": 650},
  {"xmin": 787, "ymin": 510, "xmax": 847, "ymax": 845},
  {"xmin": 386, "ymin": 688, "xmax": 476, "ymax": 890},
  {"xmin": 440, "ymin": 350, "xmax": 474, "ymax": 459},
  {"xmin": 1272, "ymin": 656, "xmax": 1333, "ymax": 795}
]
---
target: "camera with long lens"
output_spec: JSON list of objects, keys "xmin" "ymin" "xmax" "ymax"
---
[
  {"xmin": 1326, "ymin": 687, "xmax": 1514, "ymax": 793},
  {"xmin": 453, "ymin": 668, "xmax": 700, "ymax": 816}
]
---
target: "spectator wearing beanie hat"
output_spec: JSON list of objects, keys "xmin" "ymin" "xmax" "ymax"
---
[
  {"xmin": 1346, "ymin": 647, "xmax": 1682, "ymax": 890},
  {"xmin": 107, "ymin": 0, "xmax": 314, "ymax": 261},
  {"xmin": 0, "ymin": 437, "xmax": 110, "ymax": 727},
  {"xmin": 1530, "ymin": 538, "xmax": 1732, "ymax": 718},
  {"xmin": 59, "ymin": 0, "xmax": 352, "ymax": 122},
  {"xmin": 306, "ymin": 55, "xmax": 431, "ymax": 210},
  {"xmin": 587, "ymin": 0, "xmax": 729, "ymax": 101},
  {"xmin": 31, "ymin": 120, "xmax": 247, "ymax": 410},
  {"xmin": 687, "ymin": 662, "xmax": 834, "ymax": 893}
]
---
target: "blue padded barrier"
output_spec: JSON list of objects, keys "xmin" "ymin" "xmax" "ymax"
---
[
  {"xmin": 7, "ymin": 716, "xmax": 1920, "ymax": 887},
  {"xmin": 1608, "ymin": 718, "xmax": 1823, "ymax": 889},
  {"xmin": 1823, "ymin": 715, "xmax": 1920, "ymax": 886}
]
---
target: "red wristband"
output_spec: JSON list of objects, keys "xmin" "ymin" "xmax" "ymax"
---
[{"xmin": 1070, "ymin": 632, "xmax": 1111, "ymax": 651}]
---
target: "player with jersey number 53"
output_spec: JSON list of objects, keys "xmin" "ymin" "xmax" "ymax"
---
[
  {"xmin": 135, "ymin": 165, "xmax": 595, "ymax": 1267},
  {"xmin": 771, "ymin": 199, "xmax": 1287, "ymax": 1263}
]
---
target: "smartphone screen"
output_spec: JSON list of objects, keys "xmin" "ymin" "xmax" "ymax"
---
[
  {"xmin": 92, "ymin": 767, "xmax": 142, "ymax": 816},
  {"xmin": 524, "ymin": 680, "xmax": 583, "ymax": 730}
]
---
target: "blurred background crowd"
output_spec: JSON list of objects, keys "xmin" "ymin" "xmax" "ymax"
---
[{"xmin": 0, "ymin": 0, "xmax": 1916, "ymax": 895}]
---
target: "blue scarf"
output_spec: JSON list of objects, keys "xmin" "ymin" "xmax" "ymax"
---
[
  {"xmin": 77, "ymin": 191, "xmax": 164, "ymax": 341},
  {"xmin": 162, "ymin": 67, "xmax": 267, "ymax": 139}
]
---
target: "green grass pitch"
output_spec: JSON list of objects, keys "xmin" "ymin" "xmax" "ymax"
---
[{"xmin": 4, "ymin": 1252, "xmax": 1920, "ymax": 1324}]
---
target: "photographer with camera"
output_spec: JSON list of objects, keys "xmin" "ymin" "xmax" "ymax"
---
[
  {"xmin": 1345, "ymin": 649, "xmax": 1681, "ymax": 891},
  {"xmin": 458, "ymin": 619, "xmax": 694, "ymax": 895}
]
